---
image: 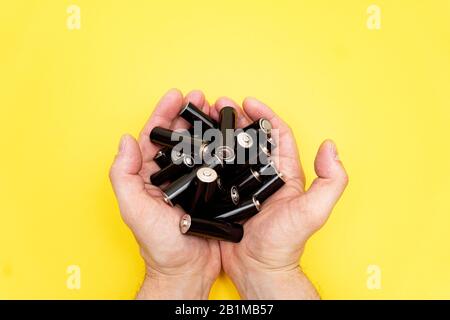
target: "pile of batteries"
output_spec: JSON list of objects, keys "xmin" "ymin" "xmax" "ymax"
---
[{"xmin": 149, "ymin": 102, "xmax": 285, "ymax": 243}]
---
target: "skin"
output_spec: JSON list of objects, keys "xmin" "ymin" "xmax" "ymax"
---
[{"xmin": 109, "ymin": 89, "xmax": 348, "ymax": 299}]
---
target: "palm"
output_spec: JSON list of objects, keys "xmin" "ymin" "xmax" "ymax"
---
[
  {"xmin": 220, "ymin": 127, "xmax": 311, "ymax": 272},
  {"xmin": 111, "ymin": 89, "xmax": 221, "ymax": 279},
  {"xmin": 133, "ymin": 170, "xmax": 221, "ymax": 276},
  {"xmin": 218, "ymin": 97, "xmax": 347, "ymax": 278}
]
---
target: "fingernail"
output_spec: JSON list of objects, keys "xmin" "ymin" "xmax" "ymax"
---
[{"xmin": 119, "ymin": 135, "xmax": 128, "ymax": 154}]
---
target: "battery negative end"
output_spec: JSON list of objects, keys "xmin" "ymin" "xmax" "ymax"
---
[
  {"xmin": 179, "ymin": 214, "xmax": 191, "ymax": 234},
  {"xmin": 162, "ymin": 191, "xmax": 174, "ymax": 207},
  {"xmin": 252, "ymin": 197, "xmax": 261, "ymax": 211},
  {"xmin": 260, "ymin": 118, "xmax": 273, "ymax": 134},
  {"xmin": 197, "ymin": 167, "xmax": 218, "ymax": 183},
  {"xmin": 216, "ymin": 145, "xmax": 235, "ymax": 162},
  {"xmin": 237, "ymin": 131, "xmax": 254, "ymax": 149}
]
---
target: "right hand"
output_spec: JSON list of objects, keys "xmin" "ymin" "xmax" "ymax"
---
[{"xmin": 215, "ymin": 97, "xmax": 349, "ymax": 299}]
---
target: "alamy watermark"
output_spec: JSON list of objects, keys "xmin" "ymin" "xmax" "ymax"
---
[
  {"xmin": 66, "ymin": 264, "xmax": 81, "ymax": 290},
  {"xmin": 366, "ymin": 264, "xmax": 382, "ymax": 290},
  {"xmin": 67, "ymin": 5, "xmax": 81, "ymax": 30},
  {"xmin": 366, "ymin": 4, "xmax": 381, "ymax": 30},
  {"xmin": 157, "ymin": 122, "xmax": 279, "ymax": 176}
]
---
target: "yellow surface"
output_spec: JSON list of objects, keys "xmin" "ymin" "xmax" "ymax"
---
[{"xmin": 1, "ymin": 0, "xmax": 450, "ymax": 299}]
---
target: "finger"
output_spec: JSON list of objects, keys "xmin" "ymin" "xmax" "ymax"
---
[
  {"xmin": 210, "ymin": 97, "xmax": 251, "ymax": 128},
  {"xmin": 202, "ymin": 99, "xmax": 210, "ymax": 114},
  {"xmin": 302, "ymin": 140, "xmax": 348, "ymax": 228},
  {"xmin": 109, "ymin": 134, "xmax": 147, "ymax": 208},
  {"xmin": 242, "ymin": 97, "xmax": 305, "ymax": 185},
  {"xmin": 170, "ymin": 90, "xmax": 206, "ymax": 130},
  {"xmin": 138, "ymin": 88, "xmax": 184, "ymax": 162}
]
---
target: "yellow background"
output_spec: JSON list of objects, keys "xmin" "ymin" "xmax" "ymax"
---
[{"xmin": 1, "ymin": 0, "xmax": 450, "ymax": 299}]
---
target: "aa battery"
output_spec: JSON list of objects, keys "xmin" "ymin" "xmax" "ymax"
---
[
  {"xmin": 217, "ymin": 107, "xmax": 237, "ymax": 163},
  {"xmin": 256, "ymin": 160, "xmax": 278, "ymax": 181},
  {"xmin": 153, "ymin": 146, "xmax": 172, "ymax": 168},
  {"xmin": 243, "ymin": 118, "xmax": 273, "ymax": 136},
  {"xmin": 179, "ymin": 102, "xmax": 218, "ymax": 133},
  {"xmin": 253, "ymin": 171, "xmax": 285, "ymax": 203},
  {"xmin": 152, "ymin": 126, "xmax": 207, "ymax": 169},
  {"xmin": 259, "ymin": 136, "xmax": 276, "ymax": 155},
  {"xmin": 150, "ymin": 155, "xmax": 195, "ymax": 186},
  {"xmin": 206, "ymin": 185, "xmax": 240, "ymax": 216},
  {"xmin": 170, "ymin": 148, "xmax": 185, "ymax": 164},
  {"xmin": 219, "ymin": 106, "xmax": 237, "ymax": 132},
  {"xmin": 214, "ymin": 197, "xmax": 260, "ymax": 222},
  {"xmin": 150, "ymin": 126, "xmax": 206, "ymax": 155},
  {"xmin": 235, "ymin": 131, "xmax": 254, "ymax": 165},
  {"xmin": 233, "ymin": 167, "xmax": 262, "ymax": 196},
  {"xmin": 200, "ymin": 146, "xmax": 223, "ymax": 170},
  {"xmin": 234, "ymin": 130, "xmax": 272, "ymax": 177},
  {"xmin": 223, "ymin": 185, "xmax": 240, "ymax": 205},
  {"xmin": 223, "ymin": 160, "xmax": 276, "ymax": 196},
  {"xmin": 180, "ymin": 214, "xmax": 244, "ymax": 243},
  {"xmin": 190, "ymin": 167, "xmax": 218, "ymax": 215},
  {"xmin": 243, "ymin": 118, "xmax": 275, "ymax": 156},
  {"xmin": 161, "ymin": 169, "xmax": 198, "ymax": 207},
  {"xmin": 150, "ymin": 126, "xmax": 179, "ymax": 147}
]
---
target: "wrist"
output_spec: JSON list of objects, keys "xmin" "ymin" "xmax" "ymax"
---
[
  {"xmin": 229, "ymin": 266, "xmax": 320, "ymax": 300},
  {"xmin": 136, "ymin": 268, "xmax": 215, "ymax": 300}
]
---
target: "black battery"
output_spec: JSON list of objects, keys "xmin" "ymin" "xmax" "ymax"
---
[
  {"xmin": 235, "ymin": 138, "xmax": 271, "ymax": 172},
  {"xmin": 150, "ymin": 154, "xmax": 195, "ymax": 186},
  {"xmin": 233, "ymin": 130, "xmax": 272, "ymax": 176},
  {"xmin": 161, "ymin": 169, "xmax": 198, "ymax": 207},
  {"xmin": 259, "ymin": 136, "xmax": 276, "ymax": 155},
  {"xmin": 179, "ymin": 214, "xmax": 244, "ymax": 243},
  {"xmin": 244, "ymin": 118, "xmax": 274, "ymax": 155},
  {"xmin": 253, "ymin": 172, "xmax": 285, "ymax": 203},
  {"xmin": 190, "ymin": 167, "xmax": 218, "ymax": 215},
  {"xmin": 206, "ymin": 185, "xmax": 240, "ymax": 217},
  {"xmin": 217, "ymin": 128, "xmax": 252, "ymax": 179},
  {"xmin": 214, "ymin": 197, "xmax": 260, "ymax": 222},
  {"xmin": 233, "ymin": 167, "xmax": 262, "ymax": 196},
  {"xmin": 235, "ymin": 131, "xmax": 254, "ymax": 165},
  {"xmin": 200, "ymin": 146, "xmax": 223, "ymax": 171},
  {"xmin": 219, "ymin": 106, "xmax": 237, "ymax": 132},
  {"xmin": 153, "ymin": 146, "xmax": 172, "ymax": 168},
  {"xmin": 256, "ymin": 160, "xmax": 278, "ymax": 182},
  {"xmin": 179, "ymin": 102, "xmax": 218, "ymax": 134},
  {"xmin": 150, "ymin": 126, "xmax": 180, "ymax": 147},
  {"xmin": 224, "ymin": 160, "xmax": 276, "ymax": 196},
  {"xmin": 150, "ymin": 126, "xmax": 206, "ymax": 156},
  {"xmin": 243, "ymin": 118, "xmax": 273, "ymax": 137},
  {"xmin": 221, "ymin": 185, "xmax": 240, "ymax": 206},
  {"xmin": 169, "ymin": 148, "xmax": 185, "ymax": 164},
  {"xmin": 216, "ymin": 107, "xmax": 237, "ymax": 164}
]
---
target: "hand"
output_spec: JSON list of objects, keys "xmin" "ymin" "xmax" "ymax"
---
[
  {"xmin": 216, "ymin": 97, "xmax": 348, "ymax": 299},
  {"xmin": 109, "ymin": 89, "xmax": 221, "ymax": 299}
]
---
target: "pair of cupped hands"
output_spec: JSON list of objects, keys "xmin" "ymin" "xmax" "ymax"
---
[{"xmin": 109, "ymin": 89, "xmax": 348, "ymax": 299}]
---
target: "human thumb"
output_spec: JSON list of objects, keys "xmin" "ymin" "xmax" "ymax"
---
[{"xmin": 109, "ymin": 134, "xmax": 144, "ymax": 204}]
